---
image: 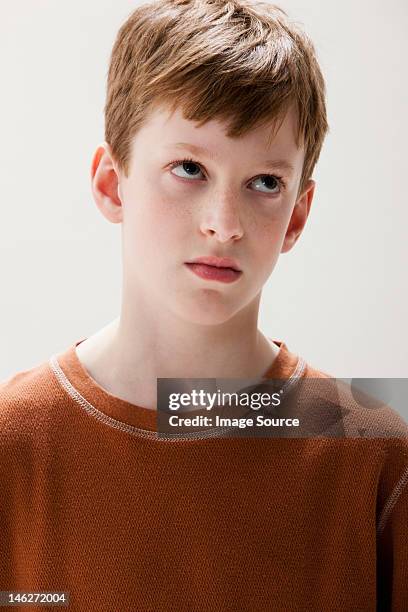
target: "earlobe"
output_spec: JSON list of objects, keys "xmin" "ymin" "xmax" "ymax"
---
[
  {"xmin": 91, "ymin": 143, "xmax": 123, "ymax": 224},
  {"xmin": 281, "ymin": 179, "xmax": 315, "ymax": 254}
]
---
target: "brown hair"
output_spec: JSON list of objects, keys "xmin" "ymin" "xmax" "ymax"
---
[{"xmin": 105, "ymin": 0, "xmax": 329, "ymax": 194}]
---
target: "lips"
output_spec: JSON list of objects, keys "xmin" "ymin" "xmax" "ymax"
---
[
  {"xmin": 185, "ymin": 262, "xmax": 242, "ymax": 283},
  {"xmin": 186, "ymin": 255, "xmax": 241, "ymax": 271}
]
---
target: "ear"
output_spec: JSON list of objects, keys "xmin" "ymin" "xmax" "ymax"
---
[
  {"xmin": 91, "ymin": 142, "xmax": 123, "ymax": 224},
  {"xmin": 281, "ymin": 179, "xmax": 315, "ymax": 253}
]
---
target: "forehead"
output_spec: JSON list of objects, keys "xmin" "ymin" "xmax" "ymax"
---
[{"xmin": 133, "ymin": 103, "xmax": 304, "ymax": 165}]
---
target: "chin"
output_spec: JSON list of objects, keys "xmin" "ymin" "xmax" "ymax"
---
[{"xmin": 171, "ymin": 293, "xmax": 245, "ymax": 326}]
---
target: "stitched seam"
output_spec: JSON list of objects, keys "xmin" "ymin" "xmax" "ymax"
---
[
  {"xmin": 281, "ymin": 357, "xmax": 306, "ymax": 392},
  {"xmin": 48, "ymin": 352, "xmax": 305, "ymax": 442},
  {"xmin": 49, "ymin": 355, "xmax": 231, "ymax": 442},
  {"xmin": 377, "ymin": 463, "xmax": 408, "ymax": 536}
]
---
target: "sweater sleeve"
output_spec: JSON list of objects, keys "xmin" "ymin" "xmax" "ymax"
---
[{"xmin": 376, "ymin": 441, "xmax": 408, "ymax": 611}]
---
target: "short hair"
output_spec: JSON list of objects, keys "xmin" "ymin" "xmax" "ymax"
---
[{"xmin": 105, "ymin": 0, "xmax": 329, "ymax": 194}]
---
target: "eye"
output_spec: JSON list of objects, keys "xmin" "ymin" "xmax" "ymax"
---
[
  {"xmin": 251, "ymin": 175, "xmax": 281, "ymax": 195},
  {"xmin": 168, "ymin": 157, "xmax": 285, "ymax": 195},
  {"xmin": 169, "ymin": 158, "xmax": 204, "ymax": 180}
]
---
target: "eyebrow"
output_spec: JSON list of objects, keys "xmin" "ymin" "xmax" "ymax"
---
[{"xmin": 168, "ymin": 142, "xmax": 296, "ymax": 173}]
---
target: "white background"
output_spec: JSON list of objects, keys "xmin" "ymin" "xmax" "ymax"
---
[{"xmin": 0, "ymin": 0, "xmax": 407, "ymax": 379}]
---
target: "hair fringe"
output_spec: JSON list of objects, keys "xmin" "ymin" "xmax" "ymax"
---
[{"xmin": 104, "ymin": 0, "xmax": 329, "ymax": 193}]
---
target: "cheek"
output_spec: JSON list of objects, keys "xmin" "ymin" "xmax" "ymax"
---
[
  {"xmin": 253, "ymin": 233, "xmax": 280, "ymax": 262},
  {"xmin": 248, "ymin": 220, "xmax": 288, "ymax": 272},
  {"xmin": 144, "ymin": 179, "xmax": 193, "ymax": 237},
  {"xmin": 123, "ymin": 191, "xmax": 187, "ymax": 258}
]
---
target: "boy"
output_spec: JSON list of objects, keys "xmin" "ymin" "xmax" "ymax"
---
[{"xmin": 1, "ymin": 1, "xmax": 407, "ymax": 610}]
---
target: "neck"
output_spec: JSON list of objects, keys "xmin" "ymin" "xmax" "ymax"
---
[{"xmin": 75, "ymin": 295, "xmax": 279, "ymax": 410}]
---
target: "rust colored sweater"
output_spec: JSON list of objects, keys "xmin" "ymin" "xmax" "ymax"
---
[{"xmin": 0, "ymin": 338, "xmax": 407, "ymax": 611}]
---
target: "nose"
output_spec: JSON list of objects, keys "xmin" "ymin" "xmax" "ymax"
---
[{"xmin": 199, "ymin": 192, "xmax": 244, "ymax": 243}]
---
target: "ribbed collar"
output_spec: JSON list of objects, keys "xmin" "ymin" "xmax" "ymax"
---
[{"xmin": 50, "ymin": 337, "xmax": 306, "ymax": 433}]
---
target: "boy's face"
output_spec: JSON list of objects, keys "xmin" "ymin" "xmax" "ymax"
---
[{"xmin": 92, "ymin": 103, "xmax": 314, "ymax": 325}]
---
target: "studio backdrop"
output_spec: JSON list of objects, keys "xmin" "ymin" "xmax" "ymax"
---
[{"xmin": 0, "ymin": 0, "xmax": 407, "ymax": 379}]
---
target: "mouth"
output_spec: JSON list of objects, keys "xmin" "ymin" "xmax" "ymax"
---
[
  {"xmin": 184, "ymin": 262, "xmax": 243, "ymax": 284},
  {"xmin": 186, "ymin": 255, "xmax": 241, "ymax": 271}
]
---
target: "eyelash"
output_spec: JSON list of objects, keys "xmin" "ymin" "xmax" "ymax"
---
[{"xmin": 168, "ymin": 157, "xmax": 286, "ymax": 195}]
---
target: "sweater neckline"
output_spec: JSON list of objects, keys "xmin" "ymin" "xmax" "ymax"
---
[{"xmin": 49, "ymin": 337, "xmax": 306, "ymax": 436}]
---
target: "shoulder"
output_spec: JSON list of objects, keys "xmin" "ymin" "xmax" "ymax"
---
[
  {"xmin": 296, "ymin": 361, "xmax": 408, "ymax": 440},
  {"xmin": 0, "ymin": 358, "xmax": 63, "ymax": 448},
  {"xmin": 300, "ymin": 361, "xmax": 408, "ymax": 538}
]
